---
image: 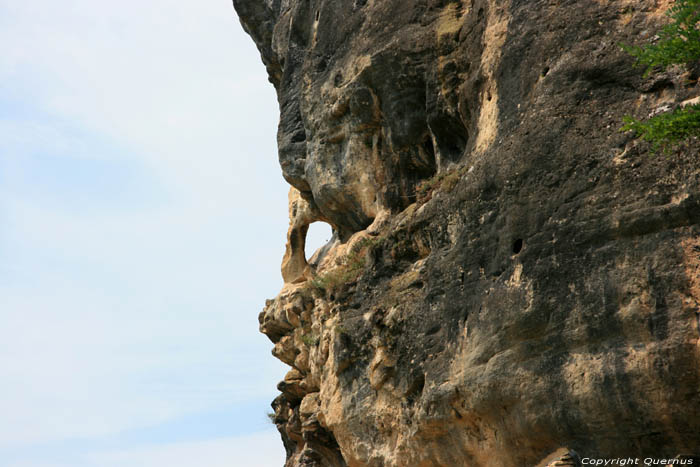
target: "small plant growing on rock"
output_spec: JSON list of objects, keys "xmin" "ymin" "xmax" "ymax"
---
[
  {"xmin": 621, "ymin": 0, "xmax": 700, "ymax": 151},
  {"xmin": 310, "ymin": 235, "xmax": 383, "ymax": 293},
  {"xmin": 300, "ymin": 333, "xmax": 320, "ymax": 347},
  {"xmin": 310, "ymin": 258, "xmax": 365, "ymax": 292},
  {"xmin": 416, "ymin": 166, "xmax": 470, "ymax": 203}
]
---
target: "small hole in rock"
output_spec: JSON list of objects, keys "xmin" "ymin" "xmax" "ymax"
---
[
  {"xmin": 291, "ymin": 130, "xmax": 306, "ymax": 143},
  {"xmin": 541, "ymin": 66, "xmax": 550, "ymax": 77},
  {"xmin": 315, "ymin": 10, "xmax": 319, "ymax": 21},
  {"xmin": 422, "ymin": 137, "xmax": 435, "ymax": 160},
  {"xmin": 306, "ymin": 221, "xmax": 333, "ymax": 261},
  {"xmin": 512, "ymin": 239, "xmax": 523, "ymax": 254},
  {"xmin": 406, "ymin": 373, "xmax": 425, "ymax": 403}
]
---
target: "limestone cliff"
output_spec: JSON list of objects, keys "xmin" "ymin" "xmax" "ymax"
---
[{"xmin": 233, "ymin": 0, "xmax": 700, "ymax": 465}]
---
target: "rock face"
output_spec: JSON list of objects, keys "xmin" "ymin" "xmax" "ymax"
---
[{"xmin": 234, "ymin": 0, "xmax": 700, "ymax": 465}]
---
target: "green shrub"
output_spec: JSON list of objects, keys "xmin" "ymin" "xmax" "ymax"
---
[
  {"xmin": 621, "ymin": 0, "xmax": 700, "ymax": 76},
  {"xmin": 621, "ymin": 0, "xmax": 700, "ymax": 151},
  {"xmin": 622, "ymin": 103, "xmax": 700, "ymax": 151}
]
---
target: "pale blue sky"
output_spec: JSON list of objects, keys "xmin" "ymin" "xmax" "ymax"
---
[{"xmin": 0, "ymin": 1, "xmax": 330, "ymax": 465}]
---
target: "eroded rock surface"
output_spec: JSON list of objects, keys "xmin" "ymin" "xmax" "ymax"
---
[{"xmin": 236, "ymin": 0, "xmax": 700, "ymax": 465}]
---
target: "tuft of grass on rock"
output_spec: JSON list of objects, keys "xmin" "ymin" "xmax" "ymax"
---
[
  {"xmin": 300, "ymin": 333, "xmax": 320, "ymax": 347},
  {"xmin": 266, "ymin": 412, "xmax": 276, "ymax": 424},
  {"xmin": 416, "ymin": 166, "xmax": 469, "ymax": 203},
  {"xmin": 310, "ymin": 236, "xmax": 384, "ymax": 293}
]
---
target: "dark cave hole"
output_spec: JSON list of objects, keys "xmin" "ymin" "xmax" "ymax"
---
[
  {"xmin": 512, "ymin": 238, "xmax": 523, "ymax": 254},
  {"xmin": 428, "ymin": 115, "xmax": 467, "ymax": 165},
  {"xmin": 406, "ymin": 373, "xmax": 426, "ymax": 403},
  {"xmin": 422, "ymin": 136, "xmax": 436, "ymax": 160},
  {"xmin": 291, "ymin": 129, "xmax": 306, "ymax": 143}
]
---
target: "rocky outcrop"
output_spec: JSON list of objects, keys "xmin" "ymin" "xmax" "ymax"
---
[{"xmin": 234, "ymin": 0, "xmax": 700, "ymax": 465}]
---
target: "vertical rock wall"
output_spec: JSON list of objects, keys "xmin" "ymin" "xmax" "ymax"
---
[{"xmin": 234, "ymin": 0, "xmax": 700, "ymax": 465}]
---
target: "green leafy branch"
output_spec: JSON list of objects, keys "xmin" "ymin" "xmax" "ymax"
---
[
  {"xmin": 621, "ymin": 0, "xmax": 700, "ymax": 76},
  {"xmin": 622, "ymin": 103, "xmax": 700, "ymax": 151},
  {"xmin": 621, "ymin": 0, "xmax": 700, "ymax": 152}
]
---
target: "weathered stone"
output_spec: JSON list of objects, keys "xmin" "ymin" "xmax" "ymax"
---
[
  {"xmin": 272, "ymin": 335, "xmax": 299, "ymax": 367},
  {"xmin": 299, "ymin": 392, "xmax": 321, "ymax": 420},
  {"xmin": 278, "ymin": 369, "xmax": 307, "ymax": 402},
  {"xmin": 234, "ymin": 0, "xmax": 700, "ymax": 465},
  {"xmin": 282, "ymin": 187, "xmax": 330, "ymax": 284}
]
